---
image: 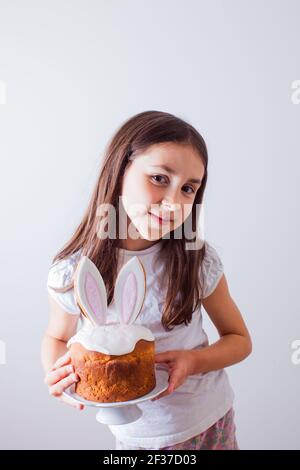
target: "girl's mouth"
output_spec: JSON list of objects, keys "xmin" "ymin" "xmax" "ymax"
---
[{"xmin": 148, "ymin": 212, "xmax": 173, "ymax": 226}]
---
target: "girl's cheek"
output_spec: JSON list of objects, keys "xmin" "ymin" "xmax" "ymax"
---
[{"xmin": 146, "ymin": 180, "xmax": 165, "ymax": 199}]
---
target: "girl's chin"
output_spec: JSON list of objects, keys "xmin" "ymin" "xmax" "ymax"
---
[
  {"xmin": 136, "ymin": 227, "xmax": 164, "ymax": 241},
  {"xmin": 141, "ymin": 225, "xmax": 171, "ymax": 241}
]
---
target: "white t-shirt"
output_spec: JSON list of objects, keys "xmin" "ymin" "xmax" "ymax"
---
[{"xmin": 46, "ymin": 240, "xmax": 235, "ymax": 449}]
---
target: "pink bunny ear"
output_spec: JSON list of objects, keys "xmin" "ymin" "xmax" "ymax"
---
[
  {"xmin": 114, "ymin": 256, "xmax": 146, "ymax": 324},
  {"xmin": 74, "ymin": 256, "xmax": 107, "ymax": 326}
]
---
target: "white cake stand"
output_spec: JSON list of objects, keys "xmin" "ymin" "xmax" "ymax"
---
[{"xmin": 63, "ymin": 366, "xmax": 169, "ymax": 425}]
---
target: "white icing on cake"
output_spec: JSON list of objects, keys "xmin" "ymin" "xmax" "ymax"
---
[{"xmin": 67, "ymin": 322, "xmax": 155, "ymax": 355}]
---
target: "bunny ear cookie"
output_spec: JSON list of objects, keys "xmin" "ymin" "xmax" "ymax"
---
[
  {"xmin": 74, "ymin": 256, "xmax": 107, "ymax": 326},
  {"xmin": 114, "ymin": 256, "xmax": 146, "ymax": 325}
]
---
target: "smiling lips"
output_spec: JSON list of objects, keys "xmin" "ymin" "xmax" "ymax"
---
[{"xmin": 149, "ymin": 212, "xmax": 174, "ymax": 225}]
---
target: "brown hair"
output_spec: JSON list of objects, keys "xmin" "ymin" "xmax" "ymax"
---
[{"xmin": 50, "ymin": 110, "xmax": 208, "ymax": 331}]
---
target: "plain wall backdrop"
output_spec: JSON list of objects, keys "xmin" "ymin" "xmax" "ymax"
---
[{"xmin": 0, "ymin": 0, "xmax": 299, "ymax": 450}]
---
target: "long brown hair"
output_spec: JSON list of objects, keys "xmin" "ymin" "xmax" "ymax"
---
[{"xmin": 50, "ymin": 110, "xmax": 208, "ymax": 331}]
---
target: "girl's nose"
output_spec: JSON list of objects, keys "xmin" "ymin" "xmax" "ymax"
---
[
  {"xmin": 161, "ymin": 200, "xmax": 179, "ymax": 211},
  {"xmin": 160, "ymin": 198, "xmax": 182, "ymax": 220},
  {"xmin": 161, "ymin": 190, "xmax": 182, "ymax": 209}
]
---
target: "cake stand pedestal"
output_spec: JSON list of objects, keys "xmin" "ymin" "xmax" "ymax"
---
[
  {"xmin": 63, "ymin": 366, "xmax": 169, "ymax": 425},
  {"xmin": 95, "ymin": 404, "xmax": 142, "ymax": 425}
]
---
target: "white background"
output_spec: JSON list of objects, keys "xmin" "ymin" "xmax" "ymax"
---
[{"xmin": 0, "ymin": 0, "xmax": 299, "ymax": 449}]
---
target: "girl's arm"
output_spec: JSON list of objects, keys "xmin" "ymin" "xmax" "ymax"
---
[
  {"xmin": 190, "ymin": 273, "xmax": 252, "ymax": 375},
  {"xmin": 41, "ymin": 294, "xmax": 84, "ymax": 410},
  {"xmin": 153, "ymin": 274, "xmax": 252, "ymax": 401},
  {"xmin": 41, "ymin": 294, "xmax": 79, "ymax": 371}
]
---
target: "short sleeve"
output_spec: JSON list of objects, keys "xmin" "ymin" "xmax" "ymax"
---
[
  {"xmin": 201, "ymin": 241, "xmax": 224, "ymax": 299},
  {"xmin": 46, "ymin": 251, "xmax": 82, "ymax": 315}
]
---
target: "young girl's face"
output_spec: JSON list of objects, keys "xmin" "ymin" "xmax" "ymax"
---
[{"xmin": 120, "ymin": 142, "xmax": 205, "ymax": 246}]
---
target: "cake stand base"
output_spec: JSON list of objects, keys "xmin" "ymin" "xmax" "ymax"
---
[{"xmin": 96, "ymin": 404, "xmax": 142, "ymax": 425}]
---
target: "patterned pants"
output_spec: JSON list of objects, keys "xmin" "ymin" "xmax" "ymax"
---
[{"xmin": 115, "ymin": 407, "xmax": 239, "ymax": 450}]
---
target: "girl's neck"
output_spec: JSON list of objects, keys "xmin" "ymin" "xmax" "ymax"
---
[{"xmin": 117, "ymin": 238, "xmax": 161, "ymax": 252}]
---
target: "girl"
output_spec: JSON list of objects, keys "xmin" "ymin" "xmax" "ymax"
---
[{"xmin": 42, "ymin": 110, "xmax": 252, "ymax": 450}]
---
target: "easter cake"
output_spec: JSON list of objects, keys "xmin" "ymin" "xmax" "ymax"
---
[{"xmin": 67, "ymin": 255, "xmax": 156, "ymax": 403}]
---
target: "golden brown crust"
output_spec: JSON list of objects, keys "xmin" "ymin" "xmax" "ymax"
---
[{"xmin": 69, "ymin": 339, "xmax": 156, "ymax": 402}]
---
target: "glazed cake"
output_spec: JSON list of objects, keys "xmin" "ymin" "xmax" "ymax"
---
[
  {"xmin": 66, "ymin": 254, "xmax": 156, "ymax": 403},
  {"xmin": 67, "ymin": 323, "xmax": 156, "ymax": 402}
]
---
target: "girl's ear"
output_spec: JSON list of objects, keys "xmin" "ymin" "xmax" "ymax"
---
[
  {"xmin": 114, "ymin": 256, "xmax": 146, "ymax": 324},
  {"xmin": 74, "ymin": 256, "xmax": 107, "ymax": 326}
]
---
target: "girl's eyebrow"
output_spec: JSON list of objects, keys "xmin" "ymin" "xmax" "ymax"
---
[{"xmin": 149, "ymin": 164, "xmax": 202, "ymax": 184}]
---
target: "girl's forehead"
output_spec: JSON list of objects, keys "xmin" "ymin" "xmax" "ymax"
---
[
  {"xmin": 133, "ymin": 142, "xmax": 199, "ymax": 162},
  {"xmin": 142, "ymin": 141, "xmax": 194, "ymax": 155},
  {"xmin": 131, "ymin": 143, "xmax": 205, "ymax": 176}
]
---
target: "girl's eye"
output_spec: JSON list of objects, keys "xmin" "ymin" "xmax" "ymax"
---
[
  {"xmin": 151, "ymin": 175, "xmax": 168, "ymax": 184},
  {"xmin": 182, "ymin": 185, "xmax": 196, "ymax": 194},
  {"xmin": 150, "ymin": 175, "xmax": 196, "ymax": 195}
]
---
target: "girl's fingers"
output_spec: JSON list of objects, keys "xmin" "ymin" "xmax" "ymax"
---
[
  {"xmin": 152, "ymin": 388, "xmax": 170, "ymax": 401},
  {"xmin": 45, "ymin": 364, "xmax": 75, "ymax": 386},
  {"xmin": 154, "ymin": 353, "xmax": 171, "ymax": 363},
  {"xmin": 51, "ymin": 351, "xmax": 71, "ymax": 370},
  {"xmin": 45, "ymin": 363, "xmax": 84, "ymax": 410},
  {"xmin": 151, "ymin": 375, "xmax": 175, "ymax": 401},
  {"xmin": 49, "ymin": 372, "xmax": 79, "ymax": 398},
  {"xmin": 154, "ymin": 351, "xmax": 178, "ymax": 364},
  {"xmin": 59, "ymin": 394, "xmax": 84, "ymax": 410}
]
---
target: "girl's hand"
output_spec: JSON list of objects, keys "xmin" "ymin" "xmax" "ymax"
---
[
  {"xmin": 151, "ymin": 349, "xmax": 195, "ymax": 401},
  {"xmin": 44, "ymin": 350, "xmax": 84, "ymax": 411}
]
